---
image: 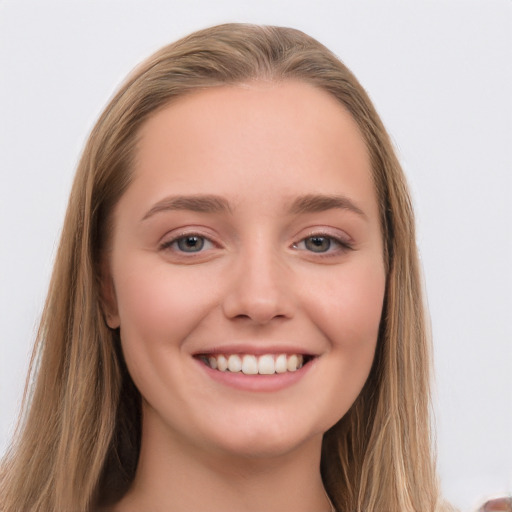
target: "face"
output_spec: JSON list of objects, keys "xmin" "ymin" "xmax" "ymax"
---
[{"xmin": 104, "ymin": 81, "xmax": 386, "ymax": 459}]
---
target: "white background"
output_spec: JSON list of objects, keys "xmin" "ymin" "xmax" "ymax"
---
[{"xmin": 0, "ymin": 1, "xmax": 510, "ymax": 510}]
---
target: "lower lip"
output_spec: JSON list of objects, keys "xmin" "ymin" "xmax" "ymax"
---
[{"xmin": 194, "ymin": 357, "xmax": 314, "ymax": 392}]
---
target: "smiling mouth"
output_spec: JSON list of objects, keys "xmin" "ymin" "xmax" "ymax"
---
[{"xmin": 196, "ymin": 353, "xmax": 314, "ymax": 375}]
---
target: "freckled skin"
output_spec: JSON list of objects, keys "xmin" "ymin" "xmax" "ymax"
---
[{"xmin": 105, "ymin": 81, "xmax": 386, "ymax": 512}]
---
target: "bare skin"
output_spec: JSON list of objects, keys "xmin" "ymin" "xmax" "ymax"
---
[{"xmin": 104, "ymin": 81, "xmax": 386, "ymax": 512}]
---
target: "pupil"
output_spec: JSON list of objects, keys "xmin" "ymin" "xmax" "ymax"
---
[
  {"xmin": 305, "ymin": 236, "xmax": 330, "ymax": 252},
  {"xmin": 178, "ymin": 236, "xmax": 204, "ymax": 252}
]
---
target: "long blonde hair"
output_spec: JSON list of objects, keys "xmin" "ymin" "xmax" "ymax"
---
[{"xmin": 1, "ymin": 23, "xmax": 448, "ymax": 512}]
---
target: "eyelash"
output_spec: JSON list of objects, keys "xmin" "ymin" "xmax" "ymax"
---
[
  {"xmin": 160, "ymin": 233, "xmax": 216, "ymax": 254},
  {"xmin": 292, "ymin": 233, "xmax": 353, "ymax": 256},
  {"xmin": 159, "ymin": 232, "xmax": 353, "ymax": 257}
]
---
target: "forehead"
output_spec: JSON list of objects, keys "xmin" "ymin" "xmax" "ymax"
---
[
  {"xmin": 137, "ymin": 80, "xmax": 368, "ymax": 159},
  {"xmin": 127, "ymin": 80, "xmax": 377, "ymax": 219}
]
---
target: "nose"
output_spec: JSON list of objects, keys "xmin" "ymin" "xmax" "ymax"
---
[{"xmin": 222, "ymin": 246, "xmax": 294, "ymax": 325}]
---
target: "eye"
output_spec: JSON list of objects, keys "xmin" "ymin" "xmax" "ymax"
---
[
  {"xmin": 176, "ymin": 235, "xmax": 206, "ymax": 252},
  {"xmin": 161, "ymin": 234, "xmax": 214, "ymax": 253},
  {"xmin": 304, "ymin": 236, "xmax": 332, "ymax": 253},
  {"xmin": 292, "ymin": 233, "xmax": 352, "ymax": 255}
]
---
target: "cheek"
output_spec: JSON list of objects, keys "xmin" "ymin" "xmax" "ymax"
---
[
  {"xmin": 307, "ymin": 262, "xmax": 385, "ymax": 427},
  {"xmin": 314, "ymin": 261, "xmax": 385, "ymax": 342},
  {"xmin": 111, "ymin": 259, "xmax": 220, "ymax": 409},
  {"xmin": 306, "ymin": 258, "xmax": 385, "ymax": 393},
  {"xmin": 112, "ymin": 257, "xmax": 216, "ymax": 347}
]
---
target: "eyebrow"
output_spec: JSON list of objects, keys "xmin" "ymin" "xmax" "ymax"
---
[
  {"xmin": 289, "ymin": 194, "xmax": 366, "ymax": 218},
  {"xmin": 141, "ymin": 194, "xmax": 232, "ymax": 221},
  {"xmin": 141, "ymin": 193, "xmax": 366, "ymax": 221}
]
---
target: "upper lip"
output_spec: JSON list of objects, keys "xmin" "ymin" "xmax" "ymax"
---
[{"xmin": 192, "ymin": 344, "xmax": 318, "ymax": 357}]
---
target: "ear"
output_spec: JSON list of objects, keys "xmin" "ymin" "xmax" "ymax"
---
[{"xmin": 99, "ymin": 257, "xmax": 120, "ymax": 329}]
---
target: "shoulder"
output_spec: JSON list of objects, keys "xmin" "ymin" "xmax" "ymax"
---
[{"xmin": 477, "ymin": 496, "xmax": 512, "ymax": 512}]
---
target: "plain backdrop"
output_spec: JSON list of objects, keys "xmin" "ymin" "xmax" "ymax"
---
[{"xmin": 0, "ymin": 1, "xmax": 510, "ymax": 510}]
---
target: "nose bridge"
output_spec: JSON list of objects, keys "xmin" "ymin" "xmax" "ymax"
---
[{"xmin": 223, "ymin": 236, "xmax": 293, "ymax": 323}]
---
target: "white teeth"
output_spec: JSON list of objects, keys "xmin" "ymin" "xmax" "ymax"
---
[
  {"xmin": 202, "ymin": 353, "xmax": 307, "ymax": 374},
  {"xmin": 227, "ymin": 354, "xmax": 242, "ymax": 373},
  {"xmin": 241, "ymin": 355, "xmax": 258, "ymax": 375},
  {"xmin": 275, "ymin": 354, "xmax": 287, "ymax": 373},
  {"xmin": 217, "ymin": 355, "xmax": 228, "ymax": 372},
  {"xmin": 258, "ymin": 354, "xmax": 275, "ymax": 375},
  {"xmin": 287, "ymin": 354, "xmax": 298, "ymax": 372}
]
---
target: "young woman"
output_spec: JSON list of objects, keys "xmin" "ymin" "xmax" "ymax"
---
[{"xmin": 0, "ymin": 23, "xmax": 453, "ymax": 512}]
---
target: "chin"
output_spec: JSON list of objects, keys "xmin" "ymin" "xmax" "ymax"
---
[
  {"xmin": 195, "ymin": 409, "xmax": 328, "ymax": 461},
  {"xmin": 213, "ymin": 430, "xmax": 322, "ymax": 461}
]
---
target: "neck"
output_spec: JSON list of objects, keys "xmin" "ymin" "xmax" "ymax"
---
[{"xmin": 111, "ymin": 407, "xmax": 332, "ymax": 512}]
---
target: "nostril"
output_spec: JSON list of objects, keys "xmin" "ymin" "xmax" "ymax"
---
[
  {"xmin": 224, "ymin": 299, "xmax": 293, "ymax": 324},
  {"xmin": 221, "ymin": 263, "xmax": 295, "ymax": 324}
]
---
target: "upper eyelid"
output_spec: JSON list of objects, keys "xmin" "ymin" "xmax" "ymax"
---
[
  {"xmin": 161, "ymin": 234, "xmax": 216, "ymax": 248},
  {"xmin": 159, "ymin": 226, "xmax": 219, "ymax": 244},
  {"xmin": 293, "ymin": 227, "xmax": 353, "ymax": 244}
]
